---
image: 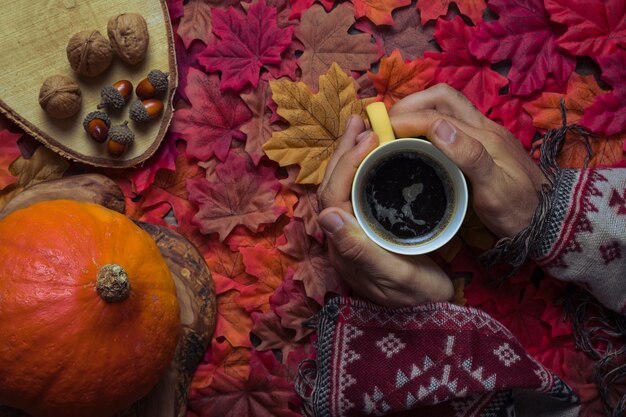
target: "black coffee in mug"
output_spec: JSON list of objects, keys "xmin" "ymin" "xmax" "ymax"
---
[{"xmin": 360, "ymin": 151, "xmax": 455, "ymax": 245}]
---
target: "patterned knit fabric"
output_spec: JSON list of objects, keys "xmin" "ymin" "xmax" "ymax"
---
[
  {"xmin": 531, "ymin": 168, "xmax": 626, "ymax": 313},
  {"xmin": 298, "ymin": 297, "xmax": 578, "ymax": 417}
]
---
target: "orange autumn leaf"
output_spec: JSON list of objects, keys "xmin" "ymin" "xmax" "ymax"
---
[
  {"xmin": 263, "ymin": 63, "xmax": 371, "ymax": 184},
  {"xmin": 368, "ymin": 49, "xmax": 438, "ymax": 109},
  {"xmin": 353, "ymin": 0, "xmax": 412, "ymax": 26},
  {"xmin": 215, "ymin": 289, "xmax": 254, "ymax": 348},
  {"xmin": 524, "ymin": 73, "xmax": 624, "ymax": 168}
]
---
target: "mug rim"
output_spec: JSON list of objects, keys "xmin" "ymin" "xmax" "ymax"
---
[{"xmin": 351, "ymin": 138, "xmax": 468, "ymax": 255}]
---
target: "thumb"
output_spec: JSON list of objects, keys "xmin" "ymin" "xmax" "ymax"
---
[
  {"xmin": 318, "ymin": 207, "xmax": 385, "ymax": 263},
  {"xmin": 429, "ymin": 119, "xmax": 496, "ymax": 187}
]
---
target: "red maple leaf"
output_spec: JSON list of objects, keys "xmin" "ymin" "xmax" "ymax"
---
[
  {"xmin": 468, "ymin": 0, "xmax": 576, "ymax": 95},
  {"xmin": 226, "ymin": 216, "xmax": 290, "ymax": 252},
  {"xmin": 369, "ymin": 49, "xmax": 438, "ymax": 109},
  {"xmin": 237, "ymin": 244, "xmax": 295, "ymax": 312},
  {"xmin": 214, "ymin": 289, "xmax": 254, "ymax": 347},
  {"xmin": 187, "ymin": 151, "xmax": 286, "ymax": 241},
  {"xmin": 353, "ymin": 0, "xmax": 411, "ymax": 26},
  {"xmin": 426, "ymin": 17, "xmax": 508, "ymax": 113},
  {"xmin": 250, "ymin": 309, "xmax": 297, "ymax": 352},
  {"xmin": 166, "ymin": 0, "xmax": 184, "ymax": 21},
  {"xmin": 0, "ymin": 129, "xmax": 22, "ymax": 189},
  {"xmin": 127, "ymin": 133, "xmax": 179, "ymax": 194},
  {"xmin": 177, "ymin": 0, "xmax": 214, "ymax": 48},
  {"xmin": 189, "ymin": 350, "xmax": 300, "ymax": 417},
  {"xmin": 544, "ymin": 0, "xmax": 626, "ymax": 58},
  {"xmin": 489, "ymin": 95, "xmax": 538, "ymax": 150},
  {"xmin": 280, "ymin": 166, "xmax": 324, "ymax": 243},
  {"xmin": 355, "ymin": 5, "xmax": 436, "ymax": 61},
  {"xmin": 289, "ymin": 0, "xmax": 335, "ymax": 19},
  {"xmin": 417, "ymin": 0, "xmax": 487, "ymax": 24},
  {"xmin": 240, "ymin": 79, "xmax": 281, "ymax": 165},
  {"xmin": 201, "ymin": 238, "xmax": 257, "ymax": 286},
  {"xmin": 171, "ymin": 68, "xmax": 252, "ymax": 162},
  {"xmin": 270, "ymin": 276, "xmax": 320, "ymax": 341},
  {"xmin": 278, "ymin": 219, "xmax": 345, "ymax": 304},
  {"xmin": 581, "ymin": 51, "xmax": 626, "ymax": 136},
  {"xmin": 137, "ymin": 141, "xmax": 201, "ymax": 223},
  {"xmin": 109, "ymin": 176, "xmax": 170, "ymax": 225},
  {"xmin": 191, "ymin": 339, "xmax": 252, "ymax": 391},
  {"xmin": 197, "ymin": 0, "xmax": 295, "ymax": 92}
]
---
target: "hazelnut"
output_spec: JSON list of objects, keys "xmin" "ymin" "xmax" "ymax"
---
[
  {"xmin": 39, "ymin": 75, "xmax": 82, "ymax": 119},
  {"xmin": 107, "ymin": 13, "xmax": 149, "ymax": 65},
  {"xmin": 66, "ymin": 30, "xmax": 113, "ymax": 77}
]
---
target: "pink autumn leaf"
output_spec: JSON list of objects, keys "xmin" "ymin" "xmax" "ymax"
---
[
  {"xmin": 197, "ymin": 0, "xmax": 295, "ymax": 92},
  {"xmin": 187, "ymin": 151, "xmax": 286, "ymax": 241},
  {"xmin": 189, "ymin": 350, "xmax": 300, "ymax": 417},
  {"xmin": 280, "ymin": 166, "xmax": 324, "ymax": 243},
  {"xmin": 581, "ymin": 51, "xmax": 626, "ymax": 136},
  {"xmin": 250, "ymin": 309, "xmax": 297, "ymax": 352},
  {"xmin": 128, "ymin": 133, "xmax": 179, "ymax": 194},
  {"xmin": 425, "ymin": 17, "xmax": 508, "ymax": 113},
  {"xmin": 489, "ymin": 95, "xmax": 538, "ymax": 150},
  {"xmin": 289, "ymin": 0, "xmax": 335, "ymax": 19},
  {"xmin": 468, "ymin": 0, "xmax": 575, "ymax": 95},
  {"xmin": 278, "ymin": 219, "xmax": 345, "ymax": 304},
  {"xmin": 177, "ymin": 0, "xmax": 214, "ymax": 48},
  {"xmin": 354, "ymin": 5, "xmax": 437, "ymax": 61},
  {"xmin": 0, "ymin": 129, "xmax": 22, "ymax": 189},
  {"xmin": 240, "ymin": 79, "xmax": 281, "ymax": 165},
  {"xmin": 171, "ymin": 68, "xmax": 252, "ymax": 162},
  {"xmin": 166, "ymin": 0, "xmax": 184, "ymax": 21},
  {"xmin": 544, "ymin": 0, "xmax": 626, "ymax": 58},
  {"xmin": 418, "ymin": 0, "xmax": 487, "ymax": 25},
  {"xmin": 270, "ymin": 275, "xmax": 320, "ymax": 341}
]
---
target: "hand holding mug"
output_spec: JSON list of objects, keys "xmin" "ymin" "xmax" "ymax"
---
[{"xmin": 317, "ymin": 115, "xmax": 454, "ymax": 307}]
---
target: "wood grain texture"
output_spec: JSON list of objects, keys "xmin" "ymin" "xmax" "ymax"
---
[
  {"xmin": 0, "ymin": 174, "xmax": 216, "ymax": 417},
  {"xmin": 0, "ymin": 0, "xmax": 177, "ymax": 168}
]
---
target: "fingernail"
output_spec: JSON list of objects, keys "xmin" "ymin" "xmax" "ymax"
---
[
  {"xmin": 434, "ymin": 120, "xmax": 457, "ymax": 144},
  {"xmin": 319, "ymin": 212, "xmax": 344, "ymax": 234}
]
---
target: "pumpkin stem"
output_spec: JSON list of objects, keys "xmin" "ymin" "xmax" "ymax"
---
[{"xmin": 96, "ymin": 264, "xmax": 130, "ymax": 303}]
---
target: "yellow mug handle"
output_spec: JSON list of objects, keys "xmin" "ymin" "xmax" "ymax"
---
[{"xmin": 365, "ymin": 102, "xmax": 396, "ymax": 146}]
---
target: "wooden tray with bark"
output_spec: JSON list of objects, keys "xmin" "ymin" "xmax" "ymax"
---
[
  {"xmin": 0, "ymin": 174, "xmax": 216, "ymax": 417},
  {"xmin": 0, "ymin": 0, "xmax": 177, "ymax": 168}
]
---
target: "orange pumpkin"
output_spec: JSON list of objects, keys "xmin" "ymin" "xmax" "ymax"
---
[{"xmin": 0, "ymin": 200, "xmax": 180, "ymax": 417}]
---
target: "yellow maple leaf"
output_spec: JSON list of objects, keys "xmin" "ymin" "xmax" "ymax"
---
[{"xmin": 263, "ymin": 63, "xmax": 371, "ymax": 184}]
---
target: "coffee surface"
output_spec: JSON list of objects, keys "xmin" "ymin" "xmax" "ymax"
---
[{"xmin": 363, "ymin": 152, "xmax": 452, "ymax": 243}]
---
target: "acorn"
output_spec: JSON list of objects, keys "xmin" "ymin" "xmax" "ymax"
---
[
  {"xmin": 136, "ymin": 70, "xmax": 169, "ymax": 99},
  {"xmin": 129, "ymin": 99, "xmax": 164, "ymax": 122},
  {"xmin": 98, "ymin": 80, "xmax": 133, "ymax": 110},
  {"xmin": 82, "ymin": 111, "xmax": 111, "ymax": 143},
  {"xmin": 107, "ymin": 121, "xmax": 135, "ymax": 156}
]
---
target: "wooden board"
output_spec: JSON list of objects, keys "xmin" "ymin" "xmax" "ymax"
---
[
  {"xmin": 0, "ymin": 174, "xmax": 216, "ymax": 417},
  {"xmin": 0, "ymin": 0, "xmax": 177, "ymax": 168}
]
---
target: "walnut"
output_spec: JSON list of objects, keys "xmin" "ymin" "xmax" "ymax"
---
[
  {"xmin": 66, "ymin": 30, "xmax": 113, "ymax": 77},
  {"xmin": 38, "ymin": 75, "xmax": 82, "ymax": 119},
  {"xmin": 107, "ymin": 13, "xmax": 149, "ymax": 65}
]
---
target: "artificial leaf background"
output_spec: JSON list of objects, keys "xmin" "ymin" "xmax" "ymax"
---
[
  {"xmin": 2, "ymin": 0, "xmax": 625, "ymax": 416},
  {"xmin": 171, "ymin": 68, "xmax": 252, "ymax": 162},
  {"xmin": 354, "ymin": 5, "xmax": 436, "ymax": 61},
  {"xmin": 469, "ymin": 0, "xmax": 576, "ymax": 95},
  {"xmin": 197, "ymin": 0, "xmax": 295, "ymax": 91},
  {"xmin": 263, "ymin": 63, "xmax": 369, "ymax": 184},
  {"xmin": 368, "ymin": 49, "xmax": 437, "ymax": 109},
  {"xmin": 295, "ymin": 4, "xmax": 381, "ymax": 88}
]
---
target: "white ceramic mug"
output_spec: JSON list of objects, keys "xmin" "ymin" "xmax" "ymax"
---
[{"xmin": 350, "ymin": 102, "xmax": 468, "ymax": 255}]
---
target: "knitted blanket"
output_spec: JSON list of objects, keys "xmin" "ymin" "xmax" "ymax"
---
[{"xmin": 298, "ymin": 297, "xmax": 579, "ymax": 417}]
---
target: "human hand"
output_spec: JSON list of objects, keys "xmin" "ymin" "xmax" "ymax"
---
[
  {"xmin": 389, "ymin": 84, "xmax": 547, "ymax": 238},
  {"xmin": 317, "ymin": 115, "xmax": 454, "ymax": 307}
]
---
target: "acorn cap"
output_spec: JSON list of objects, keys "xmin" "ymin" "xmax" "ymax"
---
[
  {"xmin": 147, "ymin": 69, "xmax": 169, "ymax": 93},
  {"xmin": 109, "ymin": 121, "xmax": 135, "ymax": 144},
  {"xmin": 129, "ymin": 100, "xmax": 150, "ymax": 122},
  {"xmin": 98, "ymin": 85, "xmax": 125, "ymax": 110},
  {"xmin": 82, "ymin": 111, "xmax": 111, "ymax": 132}
]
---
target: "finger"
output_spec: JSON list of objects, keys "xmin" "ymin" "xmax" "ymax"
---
[
  {"xmin": 428, "ymin": 119, "xmax": 498, "ymax": 189},
  {"xmin": 389, "ymin": 84, "xmax": 485, "ymax": 127},
  {"xmin": 318, "ymin": 132, "xmax": 378, "ymax": 211},
  {"xmin": 321, "ymin": 115, "xmax": 367, "ymax": 190}
]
